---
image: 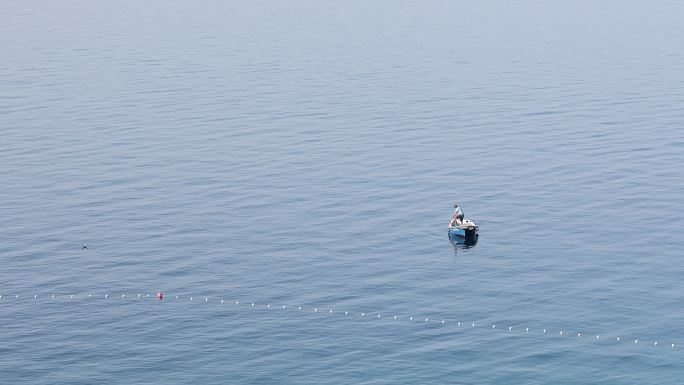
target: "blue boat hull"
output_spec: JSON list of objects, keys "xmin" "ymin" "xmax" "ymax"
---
[{"xmin": 448, "ymin": 226, "xmax": 479, "ymax": 245}]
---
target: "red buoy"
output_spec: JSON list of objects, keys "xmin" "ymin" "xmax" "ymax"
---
[{"xmin": 157, "ymin": 291, "xmax": 163, "ymax": 300}]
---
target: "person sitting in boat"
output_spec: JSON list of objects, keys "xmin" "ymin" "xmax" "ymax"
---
[{"xmin": 449, "ymin": 203, "xmax": 464, "ymax": 227}]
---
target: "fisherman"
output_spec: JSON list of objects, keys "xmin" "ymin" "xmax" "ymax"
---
[{"xmin": 449, "ymin": 203, "xmax": 464, "ymax": 227}]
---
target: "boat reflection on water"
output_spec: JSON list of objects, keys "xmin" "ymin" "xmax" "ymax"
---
[{"xmin": 449, "ymin": 232, "xmax": 478, "ymax": 255}]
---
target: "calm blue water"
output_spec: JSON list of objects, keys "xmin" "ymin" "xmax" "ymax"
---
[{"xmin": 2, "ymin": 1, "xmax": 684, "ymax": 383}]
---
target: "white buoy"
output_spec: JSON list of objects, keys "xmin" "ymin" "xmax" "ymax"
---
[
  {"xmin": 617, "ymin": 337, "xmax": 621, "ymax": 342},
  {"xmin": 70, "ymin": 295, "xmax": 74, "ymax": 299},
  {"xmin": 425, "ymin": 318, "xmax": 429, "ymax": 323},
  {"xmin": 330, "ymin": 309, "xmax": 333, "ymax": 314},
  {"xmin": 205, "ymin": 298, "xmax": 208, "ymax": 302},
  {"xmin": 16, "ymin": 294, "xmax": 19, "ymax": 299},
  {"xmin": 361, "ymin": 313, "xmax": 365, "ymax": 317},
  {"xmin": 122, "ymin": 294, "xmax": 125, "ymax": 299},
  {"xmin": 268, "ymin": 304, "xmax": 271, "ymax": 309},
  {"xmin": 52, "ymin": 294, "xmax": 55, "ymax": 299},
  {"xmin": 89, "ymin": 294, "xmax": 93, "ymax": 299},
  {"xmin": 492, "ymin": 325, "xmax": 496, "ymax": 329},
  {"xmin": 345, "ymin": 311, "xmax": 348, "ymax": 315},
  {"xmin": 236, "ymin": 301, "xmax": 239, "ymax": 305},
  {"xmin": 176, "ymin": 296, "xmax": 180, "ymax": 299},
  {"xmin": 509, "ymin": 326, "xmax": 512, "ymax": 331},
  {"xmin": 672, "ymin": 343, "xmax": 676, "ymax": 348},
  {"xmin": 472, "ymin": 323, "xmax": 475, "ymax": 327},
  {"xmin": 577, "ymin": 332, "xmax": 582, "ymax": 338},
  {"xmin": 314, "ymin": 308, "xmax": 318, "ymax": 312},
  {"xmin": 221, "ymin": 299, "xmax": 224, "ymax": 304},
  {"xmin": 442, "ymin": 320, "xmax": 445, "ymax": 324},
  {"xmin": 146, "ymin": 294, "xmax": 150, "ymax": 298},
  {"xmin": 654, "ymin": 341, "xmax": 658, "ymax": 346},
  {"xmin": 378, "ymin": 314, "xmax": 381, "ymax": 319},
  {"xmin": 526, "ymin": 328, "xmax": 529, "ymax": 333},
  {"xmin": 0, "ymin": 295, "xmax": 2, "ymax": 300},
  {"xmin": 190, "ymin": 297, "xmax": 194, "ymax": 301},
  {"xmin": 394, "ymin": 315, "xmax": 397, "ymax": 320},
  {"xmin": 282, "ymin": 305, "xmax": 286, "ymax": 309},
  {"xmin": 251, "ymin": 302, "xmax": 254, "ymax": 307},
  {"xmin": 634, "ymin": 339, "xmax": 639, "ymax": 344},
  {"xmin": 543, "ymin": 329, "xmax": 546, "ymax": 334},
  {"xmin": 410, "ymin": 316, "xmax": 413, "ymax": 321},
  {"xmin": 298, "ymin": 306, "xmax": 301, "ymax": 310},
  {"xmin": 596, "ymin": 335, "xmax": 600, "ymax": 340},
  {"xmin": 458, "ymin": 322, "xmax": 461, "ymax": 327},
  {"xmin": 137, "ymin": 294, "xmax": 141, "ymax": 299},
  {"xmin": 34, "ymin": 294, "xmax": 38, "ymax": 299},
  {"xmin": 105, "ymin": 294, "xmax": 109, "ymax": 299},
  {"xmin": 560, "ymin": 331, "xmax": 564, "ymax": 336}
]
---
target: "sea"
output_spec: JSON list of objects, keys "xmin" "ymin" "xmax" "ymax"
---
[{"xmin": 1, "ymin": 1, "xmax": 683, "ymax": 384}]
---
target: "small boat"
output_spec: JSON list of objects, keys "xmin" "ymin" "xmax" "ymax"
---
[
  {"xmin": 448, "ymin": 220, "xmax": 479, "ymax": 244},
  {"xmin": 447, "ymin": 203, "xmax": 479, "ymax": 245}
]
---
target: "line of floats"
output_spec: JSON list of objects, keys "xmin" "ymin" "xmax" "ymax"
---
[{"xmin": 0, "ymin": 291, "xmax": 678, "ymax": 350}]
